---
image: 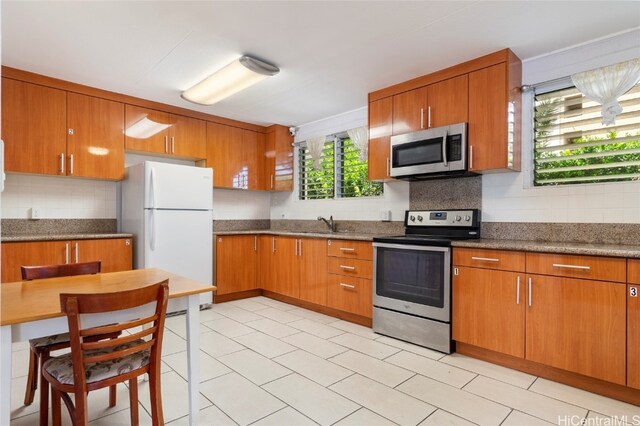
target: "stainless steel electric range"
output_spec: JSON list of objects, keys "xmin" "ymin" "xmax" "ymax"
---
[{"xmin": 372, "ymin": 209, "xmax": 481, "ymax": 353}]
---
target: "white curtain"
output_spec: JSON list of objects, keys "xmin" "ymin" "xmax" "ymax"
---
[
  {"xmin": 306, "ymin": 135, "xmax": 327, "ymax": 170},
  {"xmin": 571, "ymin": 58, "xmax": 640, "ymax": 126},
  {"xmin": 347, "ymin": 126, "xmax": 369, "ymax": 162}
]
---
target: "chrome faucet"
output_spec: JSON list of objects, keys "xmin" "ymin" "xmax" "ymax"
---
[{"xmin": 317, "ymin": 215, "xmax": 335, "ymax": 233}]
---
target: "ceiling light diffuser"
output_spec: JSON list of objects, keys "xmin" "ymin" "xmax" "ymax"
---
[{"xmin": 181, "ymin": 55, "xmax": 280, "ymax": 105}]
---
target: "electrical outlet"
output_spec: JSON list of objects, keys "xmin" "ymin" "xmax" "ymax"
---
[
  {"xmin": 30, "ymin": 208, "xmax": 41, "ymax": 220},
  {"xmin": 280, "ymin": 212, "xmax": 287, "ymax": 219},
  {"xmin": 379, "ymin": 210, "xmax": 391, "ymax": 222}
]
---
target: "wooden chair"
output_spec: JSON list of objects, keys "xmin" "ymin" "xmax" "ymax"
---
[
  {"xmin": 20, "ymin": 261, "xmax": 105, "ymax": 409},
  {"xmin": 42, "ymin": 281, "xmax": 168, "ymax": 426}
]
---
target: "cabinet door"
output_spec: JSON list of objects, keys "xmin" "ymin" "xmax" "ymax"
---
[
  {"xmin": 327, "ymin": 275, "xmax": 372, "ymax": 318},
  {"xmin": 273, "ymin": 125, "xmax": 294, "ymax": 191},
  {"xmin": 258, "ymin": 236, "xmax": 276, "ymax": 291},
  {"xmin": 629, "ymin": 283, "xmax": 640, "ymax": 389},
  {"xmin": 468, "ymin": 63, "xmax": 508, "ymax": 171},
  {"xmin": 169, "ymin": 114, "xmax": 206, "ymax": 159},
  {"xmin": 299, "ymin": 239, "xmax": 328, "ymax": 306},
  {"xmin": 392, "ymin": 86, "xmax": 428, "ymax": 135},
  {"xmin": 1, "ymin": 241, "xmax": 68, "ymax": 283},
  {"xmin": 242, "ymin": 130, "xmax": 263, "ymax": 190},
  {"xmin": 273, "ymin": 237, "xmax": 300, "ymax": 298},
  {"xmin": 368, "ymin": 97, "xmax": 393, "ymax": 181},
  {"xmin": 206, "ymin": 122, "xmax": 243, "ymax": 188},
  {"xmin": 67, "ymin": 93, "xmax": 125, "ymax": 180},
  {"xmin": 427, "ymin": 75, "xmax": 468, "ymax": 128},
  {"xmin": 124, "ymin": 105, "xmax": 170, "ymax": 155},
  {"xmin": 525, "ymin": 275, "xmax": 626, "ymax": 385},
  {"xmin": 2, "ymin": 78, "xmax": 67, "ymax": 175},
  {"xmin": 452, "ymin": 267, "xmax": 525, "ymax": 357},
  {"xmin": 264, "ymin": 131, "xmax": 276, "ymax": 190},
  {"xmin": 74, "ymin": 238, "xmax": 132, "ymax": 273},
  {"xmin": 215, "ymin": 235, "xmax": 257, "ymax": 295}
]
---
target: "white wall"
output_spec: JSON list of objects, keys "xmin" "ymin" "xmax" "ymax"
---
[
  {"xmin": 270, "ymin": 107, "xmax": 410, "ymax": 221},
  {"xmin": 482, "ymin": 29, "xmax": 640, "ymax": 224}
]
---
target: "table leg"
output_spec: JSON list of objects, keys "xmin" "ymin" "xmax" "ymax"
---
[
  {"xmin": 185, "ymin": 295, "xmax": 200, "ymax": 426},
  {"xmin": 1, "ymin": 325, "xmax": 13, "ymax": 426}
]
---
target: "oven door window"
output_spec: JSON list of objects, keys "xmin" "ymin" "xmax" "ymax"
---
[
  {"xmin": 392, "ymin": 136, "xmax": 444, "ymax": 168},
  {"xmin": 376, "ymin": 245, "xmax": 446, "ymax": 308}
]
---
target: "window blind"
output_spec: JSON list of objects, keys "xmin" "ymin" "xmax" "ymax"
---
[
  {"xmin": 298, "ymin": 140, "xmax": 335, "ymax": 200},
  {"xmin": 336, "ymin": 137, "xmax": 383, "ymax": 198},
  {"xmin": 534, "ymin": 83, "xmax": 640, "ymax": 185}
]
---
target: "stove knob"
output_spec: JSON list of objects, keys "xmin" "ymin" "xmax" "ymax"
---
[
  {"xmin": 455, "ymin": 215, "xmax": 462, "ymax": 222},
  {"xmin": 417, "ymin": 215, "xmax": 423, "ymax": 222},
  {"xmin": 464, "ymin": 215, "xmax": 471, "ymax": 222},
  {"xmin": 410, "ymin": 215, "xmax": 416, "ymax": 222}
]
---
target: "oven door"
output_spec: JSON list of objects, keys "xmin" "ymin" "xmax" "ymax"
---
[{"xmin": 373, "ymin": 242, "xmax": 450, "ymax": 322}]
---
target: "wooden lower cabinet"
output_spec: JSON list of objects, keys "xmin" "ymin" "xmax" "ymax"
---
[
  {"xmin": 1, "ymin": 238, "xmax": 132, "ymax": 283},
  {"xmin": 327, "ymin": 274, "xmax": 372, "ymax": 318},
  {"xmin": 525, "ymin": 274, "xmax": 626, "ymax": 385},
  {"xmin": 452, "ymin": 266, "xmax": 525, "ymax": 358},
  {"xmin": 628, "ymin": 282, "xmax": 640, "ymax": 389},
  {"xmin": 272, "ymin": 236, "xmax": 300, "ymax": 298},
  {"xmin": 299, "ymin": 238, "xmax": 328, "ymax": 306},
  {"xmin": 215, "ymin": 235, "xmax": 258, "ymax": 295}
]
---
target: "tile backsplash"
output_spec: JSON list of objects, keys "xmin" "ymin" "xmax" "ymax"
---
[{"xmin": 2, "ymin": 174, "xmax": 117, "ymax": 219}]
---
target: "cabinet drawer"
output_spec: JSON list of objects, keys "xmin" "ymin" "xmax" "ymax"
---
[
  {"xmin": 629, "ymin": 259, "xmax": 640, "ymax": 285},
  {"xmin": 327, "ymin": 274, "xmax": 372, "ymax": 318},
  {"xmin": 453, "ymin": 248, "xmax": 525, "ymax": 272},
  {"xmin": 526, "ymin": 253, "xmax": 626, "ymax": 283},
  {"xmin": 328, "ymin": 257, "xmax": 372, "ymax": 279},
  {"xmin": 327, "ymin": 239, "xmax": 372, "ymax": 261}
]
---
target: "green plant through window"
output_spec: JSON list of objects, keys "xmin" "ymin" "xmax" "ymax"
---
[
  {"xmin": 534, "ymin": 84, "xmax": 640, "ymax": 185},
  {"xmin": 299, "ymin": 135, "xmax": 383, "ymax": 200}
]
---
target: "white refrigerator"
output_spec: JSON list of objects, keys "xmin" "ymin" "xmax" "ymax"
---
[{"xmin": 122, "ymin": 161, "xmax": 213, "ymax": 305}]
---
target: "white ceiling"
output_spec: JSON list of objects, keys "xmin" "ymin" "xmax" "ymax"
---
[{"xmin": 2, "ymin": 1, "xmax": 639, "ymax": 127}]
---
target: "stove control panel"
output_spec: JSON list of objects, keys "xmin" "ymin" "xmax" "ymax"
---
[{"xmin": 405, "ymin": 209, "xmax": 478, "ymax": 228}]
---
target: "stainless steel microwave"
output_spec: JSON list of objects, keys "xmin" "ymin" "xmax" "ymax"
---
[{"xmin": 390, "ymin": 122, "xmax": 469, "ymax": 179}]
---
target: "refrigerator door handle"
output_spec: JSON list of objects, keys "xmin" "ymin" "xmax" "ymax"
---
[
  {"xmin": 150, "ymin": 209, "xmax": 156, "ymax": 251},
  {"xmin": 150, "ymin": 167, "xmax": 157, "ymax": 209}
]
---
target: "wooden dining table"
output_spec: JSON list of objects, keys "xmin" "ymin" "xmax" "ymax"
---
[{"xmin": 0, "ymin": 268, "xmax": 216, "ymax": 426}]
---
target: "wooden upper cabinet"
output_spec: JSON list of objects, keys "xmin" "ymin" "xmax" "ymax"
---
[
  {"xmin": 2, "ymin": 78, "xmax": 67, "ymax": 175},
  {"xmin": 215, "ymin": 235, "xmax": 258, "ymax": 295},
  {"xmin": 242, "ymin": 129, "xmax": 264, "ymax": 190},
  {"xmin": 67, "ymin": 93, "xmax": 125, "ymax": 180},
  {"xmin": 124, "ymin": 105, "xmax": 170, "ymax": 155},
  {"xmin": 169, "ymin": 114, "xmax": 206, "ymax": 159},
  {"xmin": 206, "ymin": 122, "xmax": 243, "ymax": 189},
  {"xmin": 468, "ymin": 54, "xmax": 522, "ymax": 172},
  {"xmin": 525, "ymin": 275, "xmax": 626, "ymax": 385},
  {"xmin": 368, "ymin": 97, "xmax": 393, "ymax": 181},
  {"xmin": 392, "ymin": 86, "xmax": 427, "ymax": 135},
  {"xmin": 264, "ymin": 125, "xmax": 293, "ymax": 191},
  {"xmin": 427, "ymin": 75, "xmax": 468, "ymax": 128}
]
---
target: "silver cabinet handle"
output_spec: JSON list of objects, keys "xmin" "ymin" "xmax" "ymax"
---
[
  {"xmin": 420, "ymin": 108, "xmax": 424, "ymax": 129},
  {"xmin": 340, "ymin": 265, "xmax": 356, "ymax": 271},
  {"xmin": 69, "ymin": 154, "xmax": 74, "ymax": 175},
  {"xmin": 516, "ymin": 276, "xmax": 521, "ymax": 305},
  {"xmin": 428, "ymin": 106, "xmax": 432, "ymax": 128},
  {"xmin": 270, "ymin": 174, "xmax": 274, "ymax": 190},
  {"xmin": 75, "ymin": 242, "xmax": 79, "ymax": 263},
  {"xmin": 299, "ymin": 239, "xmax": 303, "ymax": 257},
  {"xmin": 272, "ymin": 237, "xmax": 276, "ymax": 253},
  {"xmin": 340, "ymin": 283, "xmax": 356, "ymax": 289},
  {"xmin": 254, "ymin": 236, "xmax": 257, "ymax": 251},
  {"xmin": 552, "ymin": 263, "xmax": 591, "ymax": 270},
  {"xmin": 295, "ymin": 239, "xmax": 298, "ymax": 256},
  {"xmin": 469, "ymin": 145, "xmax": 474, "ymax": 169},
  {"xmin": 165, "ymin": 135, "xmax": 169, "ymax": 153},
  {"xmin": 340, "ymin": 247, "xmax": 355, "ymax": 252},
  {"xmin": 528, "ymin": 277, "xmax": 532, "ymax": 307},
  {"xmin": 471, "ymin": 256, "xmax": 499, "ymax": 262},
  {"xmin": 60, "ymin": 153, "xmax": 65, "ymax": 174},
  {"xmin": 171, "ymin": 136, "xmax": 175, "ymax": 154},
  {"xmin": 65, "ymin": 243, "xmax": 69, "ymax": 264}
]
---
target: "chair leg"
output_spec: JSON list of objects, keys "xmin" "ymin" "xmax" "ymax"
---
[
  {"xmin": 148, "ymin": 373, "xmax": 164, "ymax": 426},
  {"xmin": 24, "ymin": 349, "xmax": 38, "ymax": 405},
  {"xmin": 109, "ymin": 384, "xmax": 117, "ymax": 407},
  {"xmin": 51, "ymin": 388, "xmax": 62, "ymax": 426},
  {"xmin": 39, "ymin": 355, "xmax": 50, "ymax": 426},
  {"xmin": 129, "ymin": 378, "xmax": 139, "ymax": 426}
]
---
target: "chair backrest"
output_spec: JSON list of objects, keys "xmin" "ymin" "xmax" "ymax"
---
[
  {"xmin": 59, "ymin": 280, "xmax": 169, "ymax": 393},
  {"xmin": 21, "ymin": 261, "xmax": 101, "ymax": 281}
]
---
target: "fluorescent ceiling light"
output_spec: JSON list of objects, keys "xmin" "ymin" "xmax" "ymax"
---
[
  {"xmin": 125, "ymin": 117, "xmax": 171, "ymax": 139},
  {"xmin": 181, "ymin": 55, "xmax": 280, "ymax": 105}
]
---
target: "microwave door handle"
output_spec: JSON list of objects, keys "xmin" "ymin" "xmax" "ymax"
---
[{"xmin": 442, "ymin": 130, "xmax": 448, "ymax": 167}]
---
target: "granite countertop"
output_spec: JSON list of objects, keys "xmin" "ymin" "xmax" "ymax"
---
[
  {"xmin": 452, "ymin": 239, "xmax": 640, "ymax": 259},
  {"xmin": 2, "ymin": 233, "xmax": 134, "ymax": 243},
  {"xmin": 214, "ymin": 230, "xmax": 391, "ymax": 242}
]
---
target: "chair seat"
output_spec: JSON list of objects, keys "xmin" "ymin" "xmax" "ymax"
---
[
  {"xmin": 30, "ymin": 333, "xmax": 71, "ymax": 348},
  {"xmin": 43, "ymin": 339, "xmax": 150, "ymax": 385}
]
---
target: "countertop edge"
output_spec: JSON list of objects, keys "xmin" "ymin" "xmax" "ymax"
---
[
  {"xmin": 2, "ymin": 233, "xmax": 134, "ymax": 243},
  {"xmin": 214, "ymin": 230, "xmax": 382, "ymax": 242}
]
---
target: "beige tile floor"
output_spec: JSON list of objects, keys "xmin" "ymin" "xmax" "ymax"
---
[{"xmin": 10, "ymin": 296, "xmax": 640, "ymax": 425}]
